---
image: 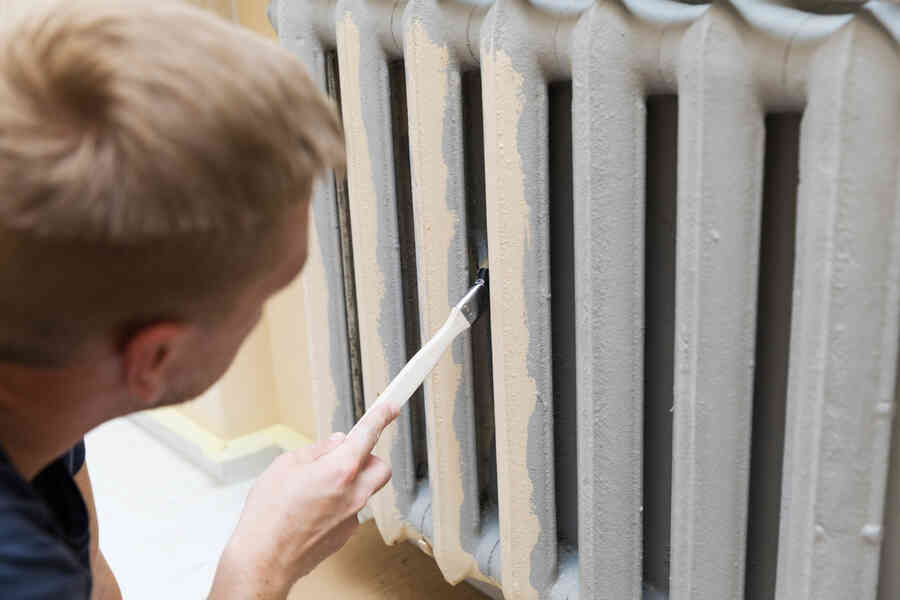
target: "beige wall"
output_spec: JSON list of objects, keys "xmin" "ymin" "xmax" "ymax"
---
[
  {"xmin": 265, "ymin": 278, "xmax": 318, "ymax": 439},
  {"xmin": 233, "ymin": 0, "xmax": 276, "ymax": 39},
  {"xmin": 179, "ymin": 317, "xmax": 281, "ymax": 439},
  {"xmin": 176, "ymin": 0, "xmax": 316, "ymax": 441},
  {"xmin": 183, "ymin": 0, "xmax": 275, "ymax": 38}
]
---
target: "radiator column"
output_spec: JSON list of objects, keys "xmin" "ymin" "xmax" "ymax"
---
[
  {"xmin": 776, "ymin": 9, "xmax": 900, "ymax": 600},
  {"xmin": 336, "ymin": 0, "xmax": 429, "ymax": 544},
  {"xmin": 671, "ymin": 6, "xmax": 764, "ymax": 599},
  {"xmin": 481, "ymin": 0, "xmax": 565, "ymax": 597},
  {"xmin": 571, "ymin": 2, "xmax": 650, "ymax": 598},
  {"xmin": 402, "ymin": 0, "xmax": 491, "ymax": 585},
  {"xmin": 271, "ymin": 0, "xmax": 358, "ymax": 440}
]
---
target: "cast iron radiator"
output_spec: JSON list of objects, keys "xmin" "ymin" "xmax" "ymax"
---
[{"xmin": 269, "ymin": 0, "xmax": 900, "ymax": 598}]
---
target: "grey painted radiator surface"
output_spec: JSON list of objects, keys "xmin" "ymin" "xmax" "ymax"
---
[{"xmin": 271, "ymin": 0, "xmax": 900, "ymax": 598}]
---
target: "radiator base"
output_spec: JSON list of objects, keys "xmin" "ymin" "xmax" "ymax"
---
[{"xmin": 466, "ymin": 579, "xmax": 504, "ymax": 600}]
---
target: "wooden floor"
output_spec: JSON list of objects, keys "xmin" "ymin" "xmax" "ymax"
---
[{"xmin": 288, "ymin": 521, "xmax": 489, "ymax": 599}]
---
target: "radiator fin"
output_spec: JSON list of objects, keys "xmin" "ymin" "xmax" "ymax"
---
[
  {"xmin": 744, "ymin": 112, "xmax": 800, "ymax": 600},
  {"xmin": 389, "ymin": 59, "xmax": 430, "ymax": 487},
  {"xmin": 549, "ymin": 80, "xmax": 578, "ymax": 560},
  {"xmin": 643, "ymin": 94, "xmax": 678, "ymax": 597},
  {"xmin": 325, "ymin": 49, "xmax": 366, "ymax": 425}
]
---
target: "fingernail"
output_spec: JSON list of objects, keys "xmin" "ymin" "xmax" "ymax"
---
[{"xmin": 329, "ymin": 432, "xmax": 345, "ymax": 441}]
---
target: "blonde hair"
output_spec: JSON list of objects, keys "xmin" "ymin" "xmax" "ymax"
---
[{"xmin": 0, "ymin": 0, "xmax": 344, "ymax": 365}]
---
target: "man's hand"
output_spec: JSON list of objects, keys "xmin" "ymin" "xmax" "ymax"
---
[{"xmin": 209, "ymin": 403, "xmax": 396, "ymax": 600}]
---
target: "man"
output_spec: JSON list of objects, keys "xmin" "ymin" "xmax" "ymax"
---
[{"xmin": 0, "ymin": 1, "xmax": 397, "ymax": 598}]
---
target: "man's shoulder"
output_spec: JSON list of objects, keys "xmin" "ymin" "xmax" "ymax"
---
[
  {"xmin": 0, "ymin": 449, "xmax": 92, "ymax": 599},
  {"xmin": 0, "ymin": 454, "xmax": 48, "ymax": 518}
]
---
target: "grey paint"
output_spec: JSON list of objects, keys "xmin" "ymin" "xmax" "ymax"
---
[
  {"xmin": 426, "ymin": 2, "xmax": 475, "ymax": 556},
  {"xmin": 450, "ymin": 66, "xmax": 502, "ymax": 577},
  {"xmin": 388, "ymin": 58, "xmax": 430, "ymax": 487},
  {"xmin": 776, "ymin": 8, "xmax": 900, "ymax": 600},
  {"xmin": 276, "ymin": 1, "xmax": 900, "ymax": 599},
  {"xmin": 427, "ymin": 6, "xmax": 485, "ymax": 560},
  {"xmin": 470, "ymin": 578, "xmax": 507, "ymax": 600},
  {"xmin": 272, "ymin": 0, "xmax": 356, "ymax": 435},
  {"xmin": 411, "ymin": 481, "xmax": 434, "ymax": 538},
  {"xmin": 402, "ymin": 0, "xmax": 481, "ymax": 571},
  {"xmin": 326, "ymin": 50, "xmax": 367, "ymax": 423},
  {"xmin": 571, "ymin": 3, "xmax": 650, "ymax": 599},
  {"xmin": 879, "ymin": 347, "xmax": 900, "ymax": 600},
  {"xmin": 401, "ymin": 0, "xmax": 502, "ymax": 586},
  {"xmin": 858, "ymin": 6, "xmax": 900, "ymax": 594},
  {"xmin": 569, "ymin": 1, "xmax": 712, "ymax": 597},
  {"xmin": 481, "ymin": 1, "xmax": 573, "ymax": 597},
  {"xmin": 446, "ymin": 64, "xmax": 487, "ymax": 565},
  {"xmin": 460, "ymin": 72, "xmax": 501, "ymax": 575},
  {"xmin": 335, "ymin": 0, "xmax": 431, "ymax": 521},
  {"xmin": 476, "ymin": 514, "xmax": 503, "ymax": 581},
  {"xmin": 519, "ymin": 79, "xmax": 561, "ymax": 600},
  {"xmin": 673, "ymin": 6, "xmax": 765, "ymax": 598}
]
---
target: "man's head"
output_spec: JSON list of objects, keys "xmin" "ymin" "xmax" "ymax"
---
[{"xmin": 0, "ymin": 0, "xmax": 344, "ymax": 410}]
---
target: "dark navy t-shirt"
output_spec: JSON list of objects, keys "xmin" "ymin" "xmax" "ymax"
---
[{"xmin": 0, "ymin": 441, "xmax": 92, "ymax": 599}]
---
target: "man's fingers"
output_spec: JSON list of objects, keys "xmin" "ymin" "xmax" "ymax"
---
[
  {"xmin": 293, "ymin": 432, "xmax": 345, "ymax": 464},
  {"xmin": 354, "ymin": 453, "xmax": 392, "ymax": 499},
  {"xmin": 327, "ymin": 402, "xmax": 396, "ymax": 469}
]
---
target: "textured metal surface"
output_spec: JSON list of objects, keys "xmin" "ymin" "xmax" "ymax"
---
[
  {"xmin": 403, "ymin": 0, "xmax": 501, "ymax": 587},
  {"xmin": 672, "ymin": 7, "xmax": 764, "ymax": 599},
  {"xmin": 270, "ymin": 0, "xmax": 357, "ymax": 440},
  {"xmin": 272, "ymin": 1, "xmax": 900, "ymax": 599},
  {"xmin": 775, "ymin": 9, "xmax": 900, "ymax": 600}
]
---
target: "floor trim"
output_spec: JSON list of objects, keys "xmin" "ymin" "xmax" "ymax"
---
[{"xmin": 131, "ymin": 408, "xmax": 312, "ymax": 484}]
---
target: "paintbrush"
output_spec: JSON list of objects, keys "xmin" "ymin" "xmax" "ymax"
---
[{"xmin": 354, "ymin": 267, "xmax": 489, "ymax": 424}]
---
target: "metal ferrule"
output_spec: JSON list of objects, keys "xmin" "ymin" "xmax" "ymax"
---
[{"xmin": 456, "ymin": 268, "xmax": 489, "ymax": 325}]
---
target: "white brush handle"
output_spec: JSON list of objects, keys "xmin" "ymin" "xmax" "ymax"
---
[{"xmin": 365, "ymin": 306, "xmax": 471, "ymax": 418}]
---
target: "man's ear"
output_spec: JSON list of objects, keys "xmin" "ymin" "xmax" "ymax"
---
[{"xmin": 121, "ymin": 322, "xmax": 191, "ymax": 407}]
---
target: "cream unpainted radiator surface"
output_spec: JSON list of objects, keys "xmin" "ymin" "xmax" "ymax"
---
[{"xmin": 270, "ymin": 0, "xmax": 900, "ymax": 599}]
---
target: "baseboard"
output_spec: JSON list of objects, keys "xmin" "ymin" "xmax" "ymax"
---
[{"xmin": 131, "ymin": 408, "xmax": 312, "ymax": 485}]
